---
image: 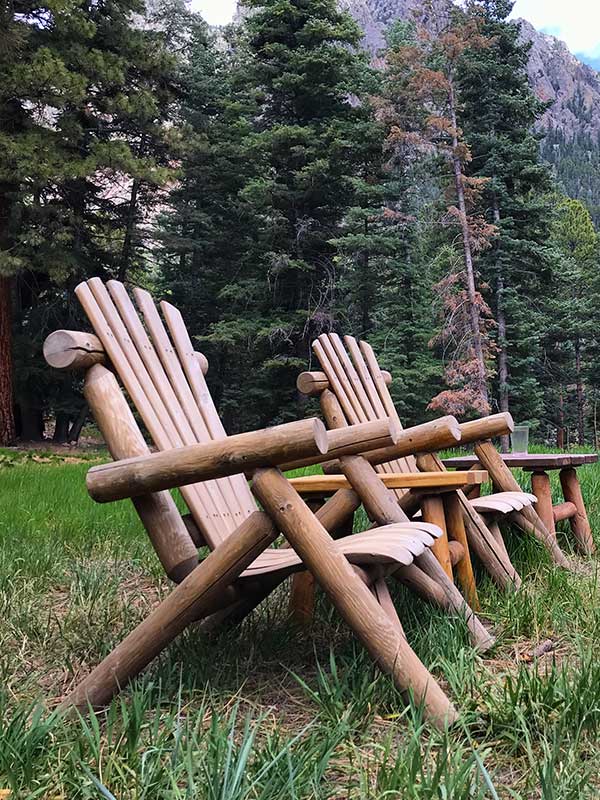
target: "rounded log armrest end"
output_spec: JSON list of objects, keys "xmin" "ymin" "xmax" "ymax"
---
[
  {"xmin": 297, "ymin": 368, "xmax": 392, "ymax": 396},
  {"xmin": 44, "ymin": 330, "xmax": 106, "ymax": 371},
  {"xmin": 459, "ymin": 412, "xmax": 514, "ymax": 445}
]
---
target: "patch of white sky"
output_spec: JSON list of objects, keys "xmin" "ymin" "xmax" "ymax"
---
[
  {"xmin": 189, "ymin": 0, "xmax": 600, "ymax": 61},
  {"xmin": 510, "ymin": 0, "xmax": 600, "ymax": 59}
]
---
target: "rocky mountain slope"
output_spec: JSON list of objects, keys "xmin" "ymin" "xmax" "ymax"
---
[{"xmin": 236, "ymin": 0, "xmax": 600, "ymax": 219}]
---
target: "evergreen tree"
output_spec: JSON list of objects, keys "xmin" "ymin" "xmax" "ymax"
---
[
  {"xmin": 545, "ymin": 196, "xmax": 599, "ymax": 445},
  {"xmin": 458, "ymin": 0, "xmax": 555, "ymax": 440},
  {"xmin": 0, "ymin": 0, "xmax": 185, "ymax": 442},
  {"xmin": 163, "ymin": 0, "xmax": 381, "ymax": 431}
]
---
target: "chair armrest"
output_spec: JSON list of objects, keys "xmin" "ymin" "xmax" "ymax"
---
[
  {"xmin": 86, "ymin": 417, "xmax": 401, "ymax": 504},
  {"xmin": 289, "ymin": 471, "xmax": 488, "ymax": 495},
  {"xmin": 458, "ymin": 413, "xmax": 514, "ymax": 445}
]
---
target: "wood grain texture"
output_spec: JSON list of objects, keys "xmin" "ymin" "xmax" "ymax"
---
[
  {"xmin": 289, "ymin": 471, "xmax": 487, "ymax": 494},
  {"xmin": 87, "ymin": 418, "xmax": 329, "ymax": 502},
  {"xmin": 444, "ymin": 453, "xmax": 598, "ymax": 469},
  {"xmin": 251, "ymin": 468, "xmax": 458, "ymax": 729},
  {"xmin": 416, "ymin": 452, "xmax": 521, "ymax": 591},
  {"xmin": 560, "ymin": 468, "xmax": 595, "ymax": 554},
  {"xmin": 84, "ymin": 364, "xmax": 198, "ymax": 582},
  {"xmin": 474, "ymin": 442, "xmax": 570, "ymax": 567},
  {"xmin": 44, "ymin": 330, "xmax": 106, "ymax": 371}
]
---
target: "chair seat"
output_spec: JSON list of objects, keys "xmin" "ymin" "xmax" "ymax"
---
[
  {"xmin": 413, "ymin": 491, "xmax": 537, "ymax": 521},
  {"xmin": 471, "ymin": 491, "xmax": 537, "ymax": 515},
  {"xmin": 240, "ymin": 522, "xmax": 442, "ymax": 577}
]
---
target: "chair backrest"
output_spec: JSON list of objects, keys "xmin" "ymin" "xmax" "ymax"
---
[
  {"xmin": 312, "ymin": 333, "xmax": 417, "ymax": 498},
  {"xmin": 75, "ymin": 278, "xmax": 256, "ymax": 549}
]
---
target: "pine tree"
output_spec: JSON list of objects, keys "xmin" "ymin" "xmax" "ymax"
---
[
  {"xmin": 380, "ymin": 11, "xmax": 496, "ymax": 417},
  {"xmin": 162, "ymin": 0, "xmax": 380, "ymax": 431},
  {"xmin": 0, "ymin": 0, "xmax": 185, "ymax": 442},
  {"xmin": 458, "ymin": 0, "xmax": 555, "ymax": 440},
  {"xmin": 546, "ymin": 196, "xmax": 599, "ymax": 445}
]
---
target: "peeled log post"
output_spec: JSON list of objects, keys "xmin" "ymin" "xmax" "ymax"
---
[
  {"xmin": 297, "ymin": 369, "xmax": 392, "ymax": 397},
  {"xmin": 559, "ymin": 468, "xmax": 594, "ymax": 554},
  {"xmin": 420, "ymin": 496, "xmax": 453, "ymax": 581},
  {"xmin": 416, "ymin": 452, "xmax": 520, "ymax": 592},
  {"xmin": 87, "ymin": 418, "xmax": 329, "ymax": 503},
  {"xmin": 282, "ymin": 415, "xmax": 461, "ymax": 473},
  {"xmin": 251, "ymin": 468, "xmax": 458, "ymax": 729},
  {"xmin": 332, "ymin": 453, "xmax": 493, "ymax": 651},
  {"xmin": 44, "ymin": 329, "xmax": 210, "ymax": 376},
  {"xmin": 44, "ymin": 330, "xmax": 106, "ymax": 371},
  {"xmin": 84, "ymin": 364, "xmax": 198, "ymax": 582},
  {"xmin": 60, "ymin": 511, "xmax": 279, "ymax": 711},
  {"xmin": 443, "ymin": 493, "xmax": 479, "ymax": 611},
  {"xmin": 474, "ymin": 441, "xmax": 570, "ymax": 567}
]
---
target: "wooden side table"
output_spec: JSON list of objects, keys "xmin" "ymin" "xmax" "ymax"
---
[
  {"xmin": 443, "ymin": 453, "xmax": 597, "ymax": 555},
  {"xmin": 289, "ymin": 470, "xmax": 488, "ymax": 614}
]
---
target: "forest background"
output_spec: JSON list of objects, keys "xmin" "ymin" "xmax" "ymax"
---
[{"xmin": 1, "ymin": 0, "xmax": 599, "ymax": 448}]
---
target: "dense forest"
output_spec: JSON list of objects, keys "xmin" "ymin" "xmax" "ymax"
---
[{"xmin": 1, "ymin": 0, "xmax": 599, "ymax": 448}]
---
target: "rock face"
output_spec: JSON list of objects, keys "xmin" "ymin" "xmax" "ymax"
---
[
  {"xmin": 334, "ymin": 0, "xmax": 600, "ymax": 143},
  {"xmin": 235, "ymin": 0, "xmax": 600, "ymax": 217},
  {"xmin": 519, "ymin": 18, "xmax": 600, "ymax": 141}
]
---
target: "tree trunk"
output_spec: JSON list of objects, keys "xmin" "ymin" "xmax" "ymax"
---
[
  {"xmin": 118, "ymin": 178, "xmax": 140, "ymax": 282},
  {"xmin": 557, "ymin": 387, "xmax": 565, "ymax": 449},
  {"xmin": 575, "ymin": 336, "xmax": 584, "ymax": 445},
  {"xmin": 0, "ymin": 275, "xmax": 15, "ymax": 445},
  {"xmin": 492, "ymin": 197, "xmax": 509, "ymax": 451},
  {"xmin": 17, "ymin": 394, "xmax": 44, "ymax": 440},
  {"xmin": 448, "ymin": 79, "xmax": 489, "ymax": 412},
  {"xmin": 68, "ymin": 403, "xmax": 88, "ymax": 444},
  {"xmin": 53, "ymin": 412, "xmax": 71, "ymax": 444}
]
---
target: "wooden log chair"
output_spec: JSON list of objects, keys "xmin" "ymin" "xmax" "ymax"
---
[
  {"xmin": 43, "ymin": 279, "xmax": 491, "ymax": 728},
  {"xmin": 297, "ymin": 334, "xmax": 570, "ymax": 605}
]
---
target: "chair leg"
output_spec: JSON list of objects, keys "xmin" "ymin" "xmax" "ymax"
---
[
  {"xmin": 60, "ymin": 511, "xmax": 279, "ymax": 711},
  {"xmin": 252, "ymin": 468, "xmax": 458, "ymax": 730},
  {"xmin": 421, "ymin": 495, "xmax": 453, "ymax": 580}
]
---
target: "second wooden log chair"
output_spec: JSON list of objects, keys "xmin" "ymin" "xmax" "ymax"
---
[
  {"xmin": 43, "ymin": 278, "xmax": 494, "ymax": 729},
  {"xmin": 297, "ymin": 333, "xmax": 572, "ymax": 607}
]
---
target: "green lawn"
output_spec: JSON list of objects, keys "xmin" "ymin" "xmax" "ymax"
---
[{"xmin": 1, "ymin": 448, "xmax": 599, "ymax": 798}]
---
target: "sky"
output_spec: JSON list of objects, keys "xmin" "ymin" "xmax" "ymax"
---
[{"xmin": 190, "ymin": 0, "xmax": 600, "ymax": 67}]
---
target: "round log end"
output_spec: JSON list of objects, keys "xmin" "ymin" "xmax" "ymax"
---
[
  {"xmin": 312, "ymin": 418, "xmax": 330, "ymax": 455},
  {"xmin": 44, "ymin": 330, "xmax": 106, "ymax": 371},
  {"xmin": 195, "ymin": 351, "xmax": 209, "ymax": 376},
  {"xmin": 443, "ymin": 415, "xmax": 462, "ymax": 443},
  {"xmin": 297, "ymin": 371, "xmax": 328, "ymax": 396}
]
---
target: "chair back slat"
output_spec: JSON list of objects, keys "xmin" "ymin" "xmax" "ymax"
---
[
  {"xmin": 109, "ymin": 281, "xmax": 248, "ymax": 537},
  {"xmin": 312, "ymin": 333, "xmax": 418, "ymax": 498},
  {"xmin": 131, "ymin": 287, "xmax": 243, "ymax": 534},
  {"xmin": 77, "ymin": 279, "xmax": 255, "ymax": 548},
  {"xmin": 89, "ymin": 279, "xmax": 233, "ymax": 542},
  {"xmin": 160, "ymin": 300, "xmax": 255, "ymax": 518}
]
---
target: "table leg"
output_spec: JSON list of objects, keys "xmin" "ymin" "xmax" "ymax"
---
[
  {"xmin": 421, "ymin": 495, "xmax": 453, "ymax": 580},
  {"xmin": 559, "ymin": 468, "xmax": 594, "ymax": 555},
  {"xmin": 443, "ymin": 492, "xmax": 479, "ymax": 610},
  {"xmin": 531, "ymin": 471, "xmax": 556, "ymax": 539}
]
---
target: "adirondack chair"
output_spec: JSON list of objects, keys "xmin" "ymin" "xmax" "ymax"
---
[
  {"xmin": 296, "ymin": 333, "xmax": 570, "ymax": 603},
  {"xmin": 43, "ymin": 278, "xmax": 490, "ymax": 728}
]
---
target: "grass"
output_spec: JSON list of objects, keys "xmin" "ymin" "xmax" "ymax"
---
[{"xmin": 1, "ymin": 447, "xmax": 600, "ymax": 797}]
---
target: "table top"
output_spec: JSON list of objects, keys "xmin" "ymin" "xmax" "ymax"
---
[
  {"xmin": 290, "ymin": 470, "xmax": 488, "ymax": 495},
  {"xmin": 443, "ymin": 453, "xmax": 598, "ymax": 471}
]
